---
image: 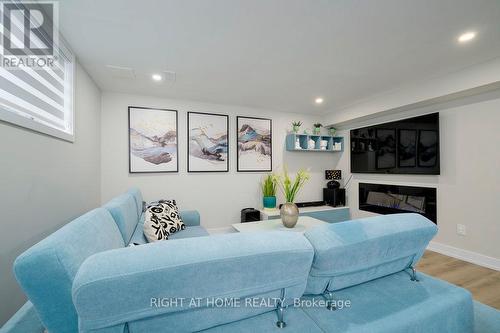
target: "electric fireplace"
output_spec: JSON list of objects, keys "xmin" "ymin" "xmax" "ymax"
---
[{"xmin": 359, "ymin": 182, "xmax": 437, "ymax": 223}]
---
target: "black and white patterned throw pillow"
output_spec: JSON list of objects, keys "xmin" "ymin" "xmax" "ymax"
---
[{"xmin": 143, "ymin": 201, "xmax": 185, "ymax": 242}]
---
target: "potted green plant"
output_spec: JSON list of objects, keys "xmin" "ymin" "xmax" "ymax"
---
[
  {"xmin": 261, "ymin": 174, "xmax": 277, "ymax": 209},
  {"xmin": 276, "ymin": 167, "xmax": 310, "ymax": 228},
  {"xmin": 313, "ymin": 123, "xmax": 322, "ymax": 135},
  {"xmin": 328, "ymin": 126, "xmax": 337, "ymax": 136},
  {"xmin": 291, "ymin": 121, "xmax": 302, "ymax": 133}
]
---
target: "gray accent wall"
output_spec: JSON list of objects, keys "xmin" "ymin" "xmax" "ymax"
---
[{"xmin": 0, "ymin": 63, "xmax": 102, "ymax": 325}]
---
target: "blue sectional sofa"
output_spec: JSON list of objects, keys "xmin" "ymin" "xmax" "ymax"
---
[{"xmin": 0, "ymin": 188, "xmax": 486, "ymax": 332}]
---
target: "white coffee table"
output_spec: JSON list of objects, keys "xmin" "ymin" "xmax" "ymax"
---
[{"xmin": 232, "ymin": 216, "xmax": 326, "ymax": 234}]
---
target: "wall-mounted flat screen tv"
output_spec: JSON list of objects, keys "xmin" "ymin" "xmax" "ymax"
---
[{"xmin": 350, "ymin": 113, "xmax": 440, "ymax": 174}]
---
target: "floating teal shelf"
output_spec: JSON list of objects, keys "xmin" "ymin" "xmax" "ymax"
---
[{"xmin": 286, "ymin": 134, "xmax": 344, "ymax": 152}]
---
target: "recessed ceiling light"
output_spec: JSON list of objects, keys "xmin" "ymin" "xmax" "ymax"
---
[
  {"xmin": 315, "ymin": 97, "xmax": 324, "ymax": 104},
  {"xmin": 458, "ymin": 32, "xmax": 476, "ymax": 43},
  {"xmin": 152, "ymin": 73, "xmax": 163, "ymax": 81}
]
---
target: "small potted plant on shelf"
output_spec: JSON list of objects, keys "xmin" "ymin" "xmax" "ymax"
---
[
  {"xmin": 313, "ymin": 123, "xmax": 322, "ymax": 135},
  {"xmin": 261, "ymin": 174, "xmax": 277, "ymax": 210},
  {"xmin": 328, "ymin": 126, "xmax": 337, "ymax": 136},
  {"xmin": 276, "ymin": 167, "xmax": 310, "ymax": 228},
  {"xmin": 291, "ymin": 121, "xmax": 302, "ymax": 133}
]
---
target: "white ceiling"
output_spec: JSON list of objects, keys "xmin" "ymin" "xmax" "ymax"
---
[{"xmin": 59, "ymin": 0, "xmax": 500, "ymax": 114}]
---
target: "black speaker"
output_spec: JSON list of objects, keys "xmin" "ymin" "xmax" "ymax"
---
[
  {"xmin": 323, "ymin": 188, "xmax": 345, "ymax": 207},
  {"xmin": 241, "ymin": 208, "xmax": 261, "ymax": 223}
]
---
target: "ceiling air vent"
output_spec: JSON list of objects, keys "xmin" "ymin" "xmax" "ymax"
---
[
  {"xmin": 106, "ymin": 65, "xmax": 136, "ymax": 79},
  {"xmin": 163, "ymin": 71, "xmax": 176, "ymax": 83}
]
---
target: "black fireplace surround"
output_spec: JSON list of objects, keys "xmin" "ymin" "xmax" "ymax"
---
[{"xmin": 359, "ymin": 182, "xmax": 437, "ymax": 223}]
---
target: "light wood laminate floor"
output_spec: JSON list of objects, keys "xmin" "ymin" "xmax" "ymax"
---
[{"xmin": 417, "ymin": 250, "xmax": 500, "ymax": 309}]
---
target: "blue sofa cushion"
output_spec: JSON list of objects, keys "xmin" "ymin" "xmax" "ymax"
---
[
  {"xmin": 13, "ymin": 208, "xmax": 124, "ymax": 333},
  {"xmin": 127, "ymin": 187, "xmax": 144, "ymax": 219},
  {"xmin": 129, "ymin": 220, "xmax": 147, "ymax": 245},
  {"xmin": 169, "ymin": 226, "xmax": 209, "ymax": 239},
  {"xmin": 304, "ymin": 213, "xmax": 437, "ymax": 294},
  {"xmin": 104, "ymin": 192, "xmax": 139, "ymax": 244},
  {"xmin": 300, "ymin": 272, "xmax": 473, "ymax": 333},
  {"xmin": 179, "ymin": 210, "xmax": 200, "ymax": 226},
  {"xmin": 474, "ymin": 301, "xmax": 500, "ymax": 333},
  {"xmin": 201, "ymin": 271, "xmax": 474, "ymax": 333},
  {"xmin": 72, "ymin": 232, "xmax": 314, "ymax": 332}
]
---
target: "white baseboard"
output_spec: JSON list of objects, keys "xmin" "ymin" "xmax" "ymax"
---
[
  {"xmin": 427, "ymin": 241, "xmax": 500, "ymax": 271},
  {"xmin": 206, "ymin": 226, "xmax": 236, "ymax": 234}
]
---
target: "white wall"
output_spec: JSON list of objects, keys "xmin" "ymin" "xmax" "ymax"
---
[
  {"xmin": 101, "ymin": 92, "xmax": 337, "ymax": 230},
  {"xmin": 0, "ymin": 64, "xmax": 102, "ymax": 325},
  {"xmin": 335, "ymin": 93, "xmax": 500, "ymax": 262}
]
